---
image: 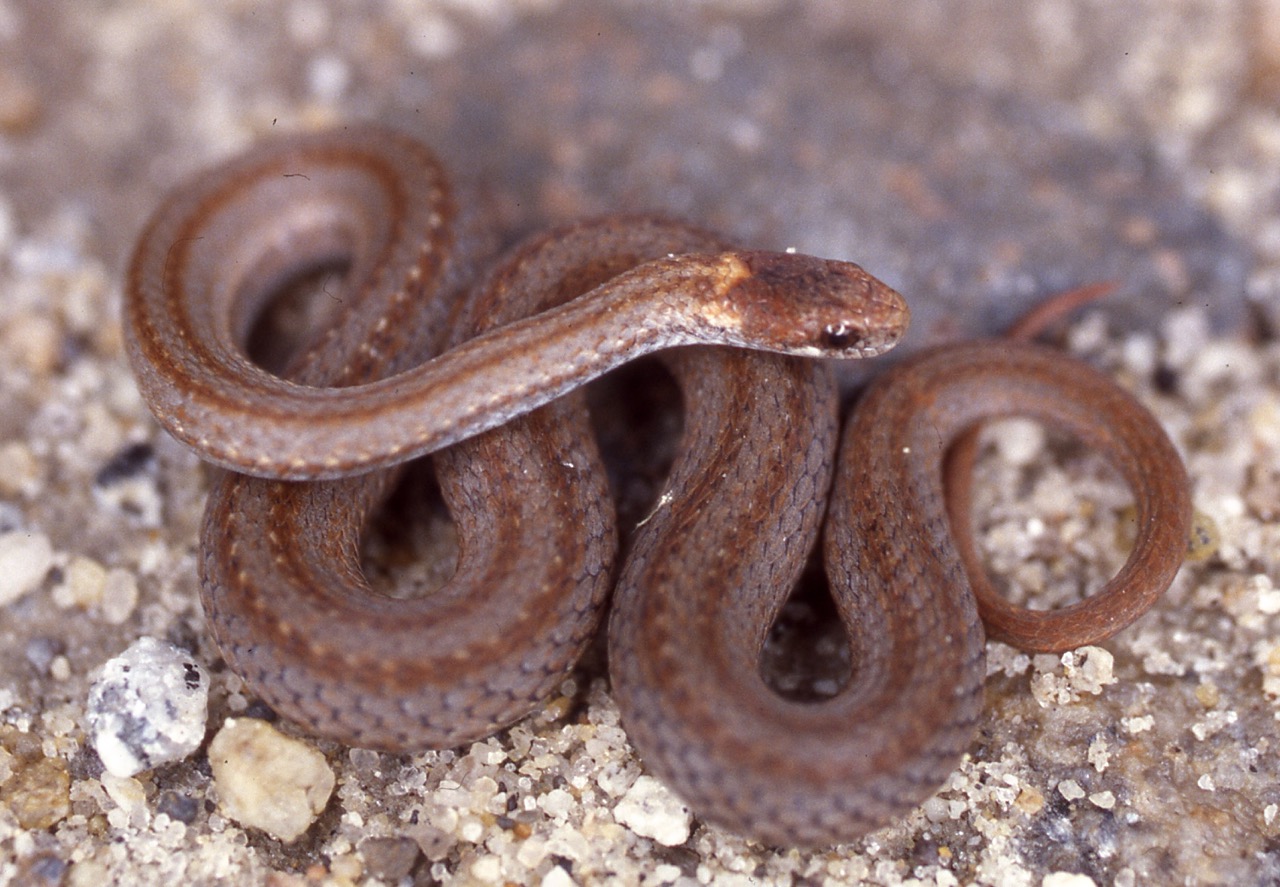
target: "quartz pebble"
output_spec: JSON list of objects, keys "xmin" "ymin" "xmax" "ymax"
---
[
  {"xmin": 86, "ymin": 637, "xmax": 209, "ymax": 778},
  {"xmin": 612, "ymin": 775, "xmax": 692, "ymax": 846},
  {"xmin": 208, "ymin": 717, "xmax": 335, "ymax": 842},
  {"xmin": 0, "ymin": 529, "xmax": 54, "ymax": 606}
]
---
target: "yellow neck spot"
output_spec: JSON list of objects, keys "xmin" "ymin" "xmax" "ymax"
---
[{"xmin": 701, "ymin": 255, "xmax": 750, "ymax": 331}]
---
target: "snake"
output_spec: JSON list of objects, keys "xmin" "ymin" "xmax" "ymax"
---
[{"xmin": 122, "ymin": 126, "xmax": 1191, "ymax": 846}]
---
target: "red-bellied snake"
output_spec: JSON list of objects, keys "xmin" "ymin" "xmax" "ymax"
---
[{"xmin": 122, "ymin": 126, "xmax": 1191, "ymax": 846}]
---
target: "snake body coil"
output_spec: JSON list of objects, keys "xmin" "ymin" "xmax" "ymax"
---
[{"xmin": 124, "ymin": 127, "xmax": 1190, "ymax": 845}]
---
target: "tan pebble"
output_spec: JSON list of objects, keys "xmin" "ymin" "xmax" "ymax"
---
[
  {"xmin": 3, "ymin": 312, "xmax": 61, "ymax": 375},
  {"xmin": 99, "ymin": 568, "xmax": 139, "ymax": 625},
  {"xmin": 208, "ymin": 718, "xmax": 335, "ymax": 842},
  {"xmin": 101, "ymin": 772, "xmax": 148, "ymax": 825},
  {"xmin": 80, "ymin": 403, "xmax": 126, "ymax": 461},
  {"xmin": 0, "ymin": 754, "xmax": 70, "ymax": 829},
  {"xmin": 0, "ymin": 441, "xmax": 43, "ymax": 497},
  {"xmin": 66, "ymin": 859, "xmax": 111, "ymax": 887},
  {"xmin": 328, "ymin": 852, "xmax": 363, "ymax": 881},
  {"xmin": 53, "ymin": 555, "xmax": 108, "ymax": 609},
  {"xmin": 1015, "ymin": 785, "xmax": 1045, "ymax": 814},
  {"xmin": 1247, "ymin": 396, "xmax": 1280, "ymax": 465},
  {"xmin": 1195, "ymin": 681, "xmax": 1220, "ymax": 709},
  {"xmin": 1185, "ymin": 508, "xmax": 1220, "ymax": 563}
]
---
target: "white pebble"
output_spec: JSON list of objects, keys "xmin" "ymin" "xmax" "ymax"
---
[
  {"xmin": 53, "ymin": 555, "xmax": 107, "ymax": 609},
  {"xmin": 1121, "ymin": 715, "xmax": 1154, "ymax": 734},
  {"xmin": 470, "ymin": 857, "xmax": 502, "ymax": 882},
  {"xmin": 538, "ymin": 787, "xmax": 576, "ymax": 819},
  {"xmin": 100, "ymin": 568, "xmax": 139, "ymax": 625},
  {"xmin": 1063, "ymin": 646, "xmax": 1116, "ymax": 695},
  {"xmin": 1043, "ymin": 873, "xmax": 1098, "ymax": 887},
  {"xmin": 101, "ymin": 771, "xmax": 149, "ymax": 827},
  {"xmin": 541, "ymin": 865, "xmax": 577, "ymax": 887},
  {"xmin": 209, "ymin": 718, "xmax": 335, "ymax": 842},
  {"xmin": 87, "ymin": 638, "xmax": 209, "ymax": 778},
  {"xmin": 613, "ymin": 776, "xmax": 692, "ymax": 846},
  {"xmin": 0, "ymin": 529, "xmax": 54, "ymax": 606},
  {"xmin": 1088, "ymin": 790, "xmax": 1116, "ymax": 809},
  {"xmin": 1058, "ymin": 779, "xmax": 1086, "ymax": 801},
  {"xmin": 989, "ymin": 417, "xmax": 1047, "ymax": 467}
]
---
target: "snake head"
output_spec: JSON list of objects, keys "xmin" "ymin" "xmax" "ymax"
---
[{"xmin": 715, "ymin": 251, "xmax": 909, "ymax": 359}]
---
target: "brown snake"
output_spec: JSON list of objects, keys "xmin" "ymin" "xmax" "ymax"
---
[{"xmin": 123, "ymin": 127, "xmax": 1191, "ymax": 846}]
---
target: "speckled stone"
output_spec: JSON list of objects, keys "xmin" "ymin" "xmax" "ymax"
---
[{"xmin": 86, "ymin": 637, "xmax": 209, "ymax": 778}]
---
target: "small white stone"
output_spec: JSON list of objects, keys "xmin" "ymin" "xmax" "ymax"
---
[
  {"xmin": 540, "ymin": 865, "xmax": 576, "ymax": 887},
  {"xmin": 1063, "ymin": 647, "xmax": 1116, "ymax": 695},
  {"xmin": 989, "ymin": 417, "xmax": 1047, "ymax": 467},
  {"xmin": 99, "ymin": 568, "xmax": 139, "ymax": 625},
  {"xmin": 101, "ymin": 772, "xmax": 149, "ymax": 827},
  {"xmin": 49, "ymin": 655, "xmax": 71, "ymax": 681},
  {"xmin": 538, "ymin": 787, "xmax": 576, "ymax": 819},
  {"xmin": 53, "ymin": 555, "xmax": 108, "ymax": 609},
  {"xmin": 1058, "ymin": 779, "xmax": 1086, "ymax": 801},
  {"xmin": 86, "ymin": 637, "xmax": 209, "ymax": 777},
  {"xmin": 1087, "ymin": 737, "xmax": 1110, "ymax": 772},
  {"xmin": 470, "ymin": 856, "xmax": 501, "ymax": 882},
  {"xmin": 458, "ymin": 816, "xmax": 484, "ymax": 842},
  {"xmin": 1042, "ymin": 873, "xmax": 1098, "ymax": 887},
  {"xmin": 1121, "ymin": 715, "xmax": 1154, "ymax": 734},
  {"xmin": 0, "ymin": 529, "xmax": 54, "ymax": 606},
  {"xmin": 0, "ymin": 441, "xmax": 42, "ymax": 498},
  {"xmin": 1198, "ymin": 774, "xmax": 1216, "ymax": 791},
  {"xmin": 652, "ymin": 863, "xmax": 683, "ymax": 885},
  {"xmin": 1088, "ymin": 790, "xmax": 1116, "ymax": 809},
  {"xmin": 613, "ymin": 775, "xmax": 691, "ymax": 846},
  {"xmin": 208, "ymin": 718, "xmax": 335, "ymax": 842}
]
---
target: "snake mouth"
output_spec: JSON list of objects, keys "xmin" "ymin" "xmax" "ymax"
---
[{"xmin": 820, "ymin": 319, "xmax": 902, "ymax": 358}]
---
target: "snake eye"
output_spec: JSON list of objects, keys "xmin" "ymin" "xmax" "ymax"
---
[{"xmin": 821, "ymin": 322, "xmax": 860, "ymax": 351}]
